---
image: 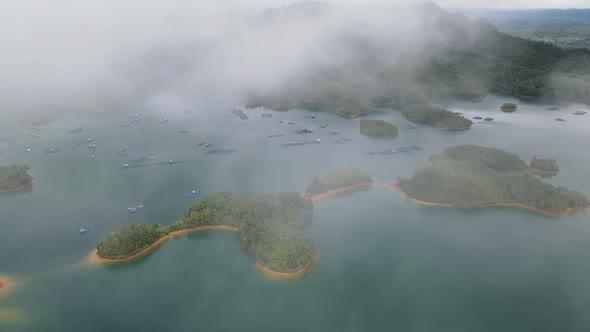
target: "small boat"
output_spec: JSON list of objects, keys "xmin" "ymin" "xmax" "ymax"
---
[
  {"xmin": 546, "ymin": 106, "xmax": 559, "ymax": 111},
  {"xmin": 75, "ymin": 226, "xmax": 90, "ymax": 235},
  {"xmin": 332, "ymin": 140, "xmax": 343, "ymax": 144},
  {"xmin": 160, "ymin": 117, "xmax": 170, "ymax": 124},
  {"xmin": 341, "ymin": 137, "xmax": 352, "ymax": 142},
  {"xmin": 88, "ymin": 144, "xmax": 97, "ymax": 149},
  {"xmin": 204, "ymin": 143, "xmax": 213, "ymax": 147},
  {"xmin": 91, "ymin": 153, "xmax": 96, "ymax": 160},
  {"xmin": 473, "ymin": 116, "xmax": 483, "ymax": 120},
  {"xmin": 267, "ymin": 134, "xmax": 285, "ymax": 138},
  {"xmin": 304, "ymin": 115, "xmax": 316, "ymax": 119},
  {"xmin": 296, "ymin": 128, "xmax": 314, "ymax": 134},
  {"xmin": 27, "ymin": 133, "xmax": 40, "ymax": 137},
  {"xmin": 206, "ymin": 149, "xmax": 235, "ymax": 154},
  {"xmin": 484, "ymin": 117, "xmax": 494, "ymax": 121},
  {"xmin": 555, "ymin": 118, "xmax": 566, "ymax": 122},
  {"xmin": 573, "ymin": 111, "xmax": 587, "ymax": 115},
  {"xmin": 288, "ymin": 121, "xmax": 296, "ymax": 125},
  {"xmin": 45, "ymin": 148, "xmax": 60, "ymax": 153},
  {"xmin": 329, "ymin": 131, "xmax": 339, "ymax": 135},
  {"xmin": 185, "ymin": 190, "xmax": 197, "ymax": 198},
  {"xmin": 128, "ymin": 202, "xmax": 148, "ymax": 214},
  {"xmin": 279, "ymin": 119, "xmax": 285, "ymax": 124},
  {"xmin": 121, "ymin": 164, "xmax": 130, "ymax": 168},
  {"xmin": 120, "ymin": 122, "xmax": 131, "ymax": 127},
  {"xmin": 23, "ymin": 148, "xmax": 34, "ymax": 153},
  {"xmin": 118, "ymin": 148, "xmax": 129, "ymax": 156},
  {"xmin": 86, "ymin": 138, "xmax": 96, "ymax": 142},
  {"xmin": 406, "ymin": 124, "xmax": 417, "ymax": 129},
  {"xmin": 197, "ymin": 141, "xmax": 205, "ymax": 146}
]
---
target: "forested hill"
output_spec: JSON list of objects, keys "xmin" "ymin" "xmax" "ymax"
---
[{"xmin": 247, "ymin": 2, "xmax": 590, "ymax": 117}]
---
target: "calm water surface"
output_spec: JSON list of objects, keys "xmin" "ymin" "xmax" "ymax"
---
[{"xmin": 1, "ymin": 96, "xmax": 590, "ymax": 331}]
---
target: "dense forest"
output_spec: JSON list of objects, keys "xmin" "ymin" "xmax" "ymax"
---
[
  {"xmin": 530, "ymin": 157, "xmax": 560, "ymax": 173},
  {"xmin": 97, "ymin": 192, "xmax": 316, "ymax": 273},
  {"xmin": 0, "ymin": 165, "xmax": 33, "ymax": 191},
  {"xmin": 306, "ymin": 169, "xmax": 372, "ymax": 196},
  {"xmin": 246, "ymin": 3, "xmax": 590, "ymax": 117},
  {"xmin": 401, "ymin": 104, "xmax": 473, "ymax": 129},
  {"xmin": 398, "ymin": 145, "xmax": 589, "ymax": 212},
  {"xmin": 359, "ymin": 119, "xmax": 399, "ymax": 137}
]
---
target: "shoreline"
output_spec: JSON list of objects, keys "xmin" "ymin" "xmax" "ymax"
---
[
  {"xmin": 361, "ymin": 132, "xmax": 399, "ymax": 138},
  {"xmin": 256, "ymin": 250, "xmax": 320, "ymax": 278},
  {"xmin": 89, "ymin": 225, "xmax": 316, "ymax": 277},
  {"xmin": 387, "ymin": 183, "xmax": 588, "ymax": 217},
  {"xmin": 0, "ymin": 176, "xmax": 36, "ymax": 193},
  {"xmin": 526, "ymin": 168, "xmax": 559, "ymax": 175},
  {"xmin": 304, "ymin": 179, "xmax": 377, "ymax": 203},
  {"xmin": 89, "ymin": 225, "xmax": 240, "ymax": 264}
]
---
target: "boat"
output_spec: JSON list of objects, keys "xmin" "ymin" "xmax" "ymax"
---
[
  {"xmin": 185, "ymin": 190, "xmax": 197, "ymax": 198},
  {"xmin": 279, "ymin": 119, "xmax": 285, "ymax": 124},
  {"xmin": 296, "ymin": 128, "xmax": 314, "ymax": 134},
  {"xmin": 160, "ymin": 117, "xmax": 170, "ymax": 123},
  {"xmin": 69, "ymin": 127, "xmax": 88, "ymax": 134},
  {"xmin": 130, "ymin": 156, "xmax": 156, "ymax": 163},
  {"xmin": 332, "ymin": 140, "xmax": 343, "ymax": 144},
  {"xmin": 204, "ymin": 143, "xmax": 213, "ymax": 147},
  {"xmin": 305, "ymin": 115, "xmax": 316, "ymax": 119},
  {"xmin": 121, "ymin": 164, "xmax": 130, "ymax": 168},
  {"xmin": 120, "ymin": 122, "xmax": 131, "ymax": 127},
  {"xmin": 406, "ymin": 124, "xmax": 417, "ymax": 129},
  {"xmin": 128, "ymin": 203, "xmax": 147, "ymax": 214},
  {"xmin": 45, "ymin": 148, "xmax": 60, "ymax": 153},
  {"xmin": 206, "ymin": 149, "xmax": 235, "ymax": 154},
  {"xmin": 118, "ymin": 148, "xmax": 129, "ymax": 156},
  {"xmin": 473, "ymin": 116, "xmax": 483, "ymax": 120},
  {"xmin": 86, "ymin": 138, "xmax": 96, "ymax": 142},
  {"xmin": 573, "ymin": 111, "xmax": 587, "ymax": 115},
  {"xmin": 88, "ymin": 144, "xmax": 97, "ymax": 149},
  {"xmin": 27, "ymin": 133, "xmax": 40, "ymax": 137},
  {"xmin": 267, "ymin": 134, "xmax": 285, "ymax": 138},
  {"xmin": 546, "ymin": 106, "xmax": 559, "ymax": 111},
  {"xmin": 484, "ymin": 117, "xmax": 494, "ymax": 121},
  {"xmin": 288, "ymin": 121, "xmax": 296, "ymax": 125},
  {"xmin": 23, "ymin": 148, "xmax": 34, "ymax": 153},
  {"xmin": 91, "ymin": 154, "xmax": 96, "ymax": 160},
  {"xmin": 555, "ymin": 118, "xmax": 566, "ymax": 122},
  {"xmin": 197, "ymin": 141, "xmax": 205, "ymax": 146},
  {"xmin": 329, "ymin": 131, "xmax": 339, "ymax": 135},
  {"xmin": 75, "ymin": 226, "xmax": 90, "ymax": 235},
  {"xmin": 319, "ymin": 124, "xmax": 328, "ymax": 128},
  {"xmin": 341, "ymin": 137, "xmax": 352, "ymax": 142}
]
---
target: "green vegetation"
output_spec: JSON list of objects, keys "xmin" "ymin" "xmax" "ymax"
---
[
  {"xmin": 530, "ymin": 157, "xmax": 560, "ymax": 173},
  {"xmin": 96, "ymin": 224, "xmax": 166, "ymax": 259},
  {"xmin": 397, "ymin": 145, "xmax": 589, "ymax": 212},
  {"xmin": 501, "ymin": 103, "xmax": 518, "ymax": 112},
  {"xmin": 359, "ymin": 119, "xmax": 399, "ymax": 137},
  {"xmin": 0, "ymin": 165, "xmax": 33, "ymax": 191},
  {"xmin": 306, "ymin": 169, "xmax": 372, "ymax": 196},
  {"xmin": 97, "ymin": 192, "xmax": 315, "ymax": 273},
  {"xmin": 401, "ymin": 104, "xmax": 473, "ymax": 130},
  {"xmin": 247, "ymin": 4, "xmax": 590, "ymax": 114}
]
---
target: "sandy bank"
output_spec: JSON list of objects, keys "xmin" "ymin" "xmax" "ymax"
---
[
  {"xmin": 526, "ymin": 168, "xmax": 559, "ymax": 175},
  {"xmin": 387, "ymin": 183, "xmax": 588, "ymax": 217},
  {"xmin": 0, "ymin": 177, "xmax": 36, "ymax": 193},
  {"xmin": 89, "ymin": 225, "xmax": 239, "ymax": 264},
  {"xmin": 402, "ymin": 114, "xmax": 471, "ymax": 130},
  {"xmin": 256, "ymin": 250, "xmax": 320, "ymax": 278},
  {"xmin": 305, "ymin": 179, "xmax": 377, "ymax": 203}
]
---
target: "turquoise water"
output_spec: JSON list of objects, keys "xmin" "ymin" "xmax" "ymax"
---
[{"xmin": 2, "ymin": 96, "xmax": 590, "ymax": 331}]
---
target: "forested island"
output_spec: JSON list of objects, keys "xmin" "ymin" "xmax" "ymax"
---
[
  {"xmin": 391, "ymin": 145, "xmax": 589, "ymax": 216},
  {"xmin": 359, "ymin": 119, "xmax": 399, "ymax": 137},
  {"xmin": 305, "ymin": 169, "xmax": 375, "ymax": 202},
  {"xmin": 401, "ymin": 104, "xmax": 473, "ymax": 130},
  {"xmin": 529, "ymin": 157, "xmax": 560, "ymax": 174},
  {"xmin": 95, "ymin": 192, "xmax": 316, "ymax": 275},
  {"xmin": 245, "ymin": 3, "xmax": 590, "ymax": 116},
  {"xmin": 0, "ymin": 165, "xmax": 34, "ymax": 192},
  {"xmin": 501, "ymin": 103, "xmax": 518, "ymax": 112}
]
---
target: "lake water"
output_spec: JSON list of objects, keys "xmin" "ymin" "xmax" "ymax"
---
[{"xmin": 1, "ymin": 95, "xmax": 590, "ymax": 331}]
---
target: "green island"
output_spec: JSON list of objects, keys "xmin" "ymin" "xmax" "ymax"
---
[
  {"xmin": 96, "ymin": 192, "xmax": 315, "ymax": 274},
  {"xmin": 530, "ymin": 157, "xmax": 560, "ymax": 173},
  {"xmin": 501, "ymin": 103, "xmax": 518, "ymax": 112},
  {"xmin": 0, "ymin": 165, "xmax": 34, "ymax": 192},
  {"xmin": 394, "ymin": 145, "xmax": 589, "ymax": 215},
  {"xmin": 305, "ymin": 169, "xmax": 374, "ymax": 200},
  {"xmin": 401, "ymin": 104, "xmax": 473, "ymax": 130},
  {"xmin": 359, "ymin": 119, "xmax": 399, "ymax": 138}
]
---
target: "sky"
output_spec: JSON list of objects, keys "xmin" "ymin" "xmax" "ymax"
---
[{"xmin": 262, "ymin": 0, "xmax": 590, "ymax": 9}]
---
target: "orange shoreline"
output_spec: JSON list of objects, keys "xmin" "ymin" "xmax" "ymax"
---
[
  {"xmin": 256, "ymin": 250, "xmax": 320, "ymax": 278},
  {"xmin": 89, "ymin": 225, "xmax": 317, "ymax": 277},
  {"xmin": 304, "ymin": 179, "xmax": 377, "ymax": 203},
  {"xmin": 0, "ymin": 176, "xmax": 36, "ymax": 193},
  {"xmin": 526, "ymin": 168, "xmax": 560, "ymax": 175},
  {"xmin": 387, "ymin": 183, "xmax": 588, "ymax": 217}
]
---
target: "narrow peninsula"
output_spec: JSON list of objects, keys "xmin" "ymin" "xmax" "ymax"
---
[
  {"xmin": 0, "ymin": 165, "xmax": 34, "ymax": 192},
  {"xmin": 390, "ymin": 145, "xmax": 589, "ymax": 216},
  {"xmin": 401, "ymin": 104, "xmax": 473, "ymax": 130},
  {"xmin": 305, "ymin": 168, "xmax": 375, "ymax": 203},
  {"xmin": 359, "ymin": 119, "xmax": 399, "ymax": 138},
  {"xmin": 94, "ymin": 193, "xmax": 317, "ymax": 276}
]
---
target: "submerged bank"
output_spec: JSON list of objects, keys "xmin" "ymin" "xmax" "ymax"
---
[
  {"xmin": 305, "ymin": 179, "xmax": 377, "ymax": 203},
  {"xmin": 256, "ymin": 250, "xmax": 320, "ymax": 278},
  {"xmin": 387, "ymin": 183, "xmax": 588, "ymax": 217},
  {"xmin": 0, "ymin": 177, "xmax": 36, "ymax": 193}
]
